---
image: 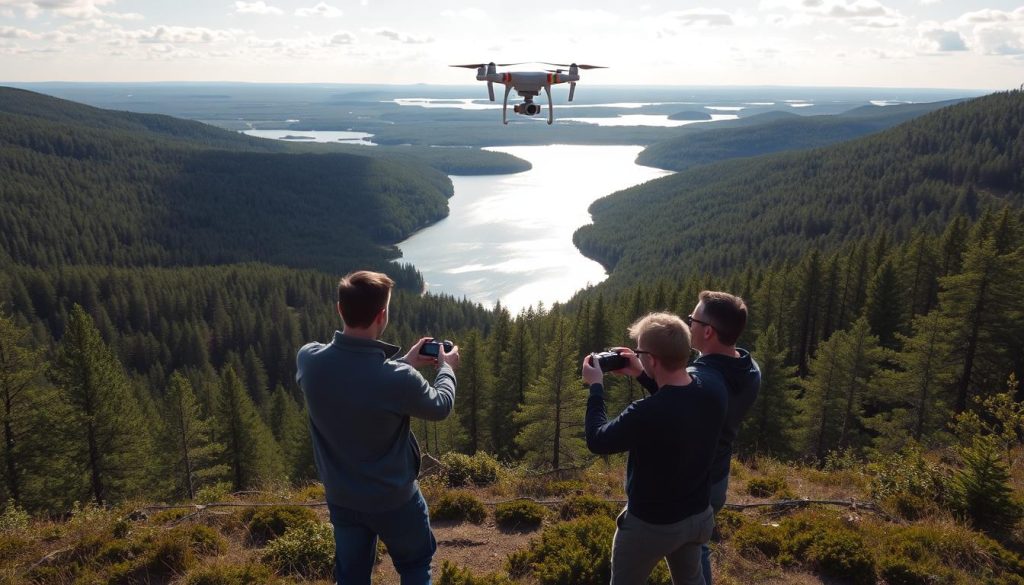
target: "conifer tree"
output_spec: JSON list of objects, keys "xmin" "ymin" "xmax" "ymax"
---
[
  {"xmin": 51, "ymin": 305, "xmax": 151, "ymax": 505},
  {"xmin": 267, "ymin": 385, "xmax": 313, "ymax": 481},
  {"xmin": 515, "ymin": 316, "xmax": 586, "ymax": 470},
  {"xmin": 455, "ymin": 329, "xmax": 492, "ymax": 454},
  {"xmin": 0, "ymin": 310, "xmax": 60, "ymax": 508},
  {"xmin": 864, "ymin": 259, "xmax": 905, "ymax": 349},
  {"xmin": 791, "ymin": 250, "xmax": 822, "ymax": 376},
  {"xmin": 491, "ymin": 317, "xmax": 535, "ymax": 460},
  {"xmin": 799, "ymin": 318, "xmax": 884, "ymax": 459},
  {"xmin": 738, "ymin": 325, "xmax": 798, "ymax": 457},
  {"xmin": 164, "ymin": 372, "xmax": 227, "ymax": 500},
  {"xmin": 215, "ymin": 367, "xmax": 285, "ymax": 490}
]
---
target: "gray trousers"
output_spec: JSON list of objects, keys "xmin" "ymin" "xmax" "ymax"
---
[{"xmin": 610, "ymin": 505, "xmax": 715, "ymax": 585}]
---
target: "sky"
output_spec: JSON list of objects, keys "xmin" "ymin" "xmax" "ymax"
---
[{"xmin": 0, "ymin": 0, "xmax": 1022, "ymax": 89}]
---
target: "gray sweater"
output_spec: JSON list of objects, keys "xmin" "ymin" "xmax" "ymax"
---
[{"xmin": 297, "ymin": 331, "xmax": 456, "ymax": 512}]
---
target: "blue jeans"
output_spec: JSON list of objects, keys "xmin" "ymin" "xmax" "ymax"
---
[
  {"xmin": 701, "ymin": 475, "xmax": 729, "ymax": 585},
  {"xmin": 327, "ymin": 489, "xmax": 437, "ymax": 585}
]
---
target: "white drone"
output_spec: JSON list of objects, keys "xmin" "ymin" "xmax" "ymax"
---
[{"xmin": 450, "ymin": 61, "xmax": 607, "ymax": 125}]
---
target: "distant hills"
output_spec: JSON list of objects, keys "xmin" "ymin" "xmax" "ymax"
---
[
  {"xmin": 0, "ymin": 87, "xmax": 481, "ymax": 281},
  {"xmin": 638, "ymin": 99, "xmax": 965, "ymax": 172},
  {"xmin": 575, "ymin": 91, "xmax": 1024, "ymax": 287}
]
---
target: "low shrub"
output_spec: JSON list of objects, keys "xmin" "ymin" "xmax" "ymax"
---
[
  {"xmin": 295, "ymin": 482, "xmax": 325, "ymax": 501},
  {"xmin": 436, "ymin": 560, "xmax": 516, "ymax": 585},
  {"xmin": 261, "ymin": 521, "xmax": 335, "ymax": 579},
  {"xmin": 868, "ymin": 446, "xmax": 946, "ymax": 520},
  {"xmin": 733, "ymin": 522, "xmax": 784, "ymax": 560},
  {"xmin": 195, "ymin": 482, "xmax": 233, "ymax": 504},
  {"xmin": 746, "ymin": 477, "xmax": 789, "ymax": 498},
  {"xmin": 0, "ymin": 500, "xmax": 29, "ymax": 533},
  {"xmin": 150, "ymin": 508, "xmax": 192, "ymax": 524},
  {"xmin": 173, "ymin": 523, "xmax": 227, "ymax": 556},
  {"xmin": 714, "ymin": 509, "xmax": 750, "ymax": 539},
  {"xmin": 558, "ymin": 495, "xmax": 619, "ymax": 521},
  {"xmin": 241, "ymin": 505, "xmax": 318, "ymax": 544},
  {"xmin": 441, "ymin": 452, "xmax": 504, "ymax": 487},
  {"xmin": 507, "ymin": 515, "xmax": 614, "ymax": 585},
  {"xmin": 431, "ymin": 492, "xmax": 487, "ymax": 524},
  {"xmin": 0, "ymin": 533, "xmax": 29, "ymax": 563},
  {"xmin": 184, "ymin": 562, "xmax": 276, "ymax": 585},
  {"xmin": 494, "ymin": 500, "xmax": 546, "ymax": 531},
  {"xmin": 805, "ymin": 530, "xmax": 875, "ymax": 585},
  {"xmin": 877, "ymin": 555, "xmax": 949, "ymax": 585}
]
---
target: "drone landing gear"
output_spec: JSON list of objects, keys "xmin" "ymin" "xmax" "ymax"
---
[{"xmin": 503, "ymin": 85, "xmax": 555, "ymax": 125}]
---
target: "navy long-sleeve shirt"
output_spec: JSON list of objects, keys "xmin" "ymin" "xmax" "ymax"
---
[{"xmin": 585, "ymin": 373, "xmax": 727, "ymax": 524}]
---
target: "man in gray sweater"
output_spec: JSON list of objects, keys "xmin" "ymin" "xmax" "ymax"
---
[{"xmin": 297, "ymin": 270, "xmax": 459, "ymax": 585}]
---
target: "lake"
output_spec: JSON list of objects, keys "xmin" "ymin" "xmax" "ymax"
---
[{"xmin": 397, "ymin": 145, "xmax": 672, "ymax": 313}]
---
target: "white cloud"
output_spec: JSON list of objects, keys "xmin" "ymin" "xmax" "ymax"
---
[
  {"xmin": 233, "ymin": 1, "xmax": 283, "ymax": 16},
  {"xmin": 917, "ymin": 26, "xmax": 967, "ymax": 52},
  {"xmin": 0, "ymin": 0, "xmax": 116, "ymax": 19},
  {"xmin": 370, "ymin": 28, "xmax": 433, "ymax": 44},
  {"xmin": 439, "ymin": 8, "xmax": 487, "ymax": 22},
  {"xmin": 665, "ymin": 9, "xmax": 735, "ymax": 27},
  {"xmin": 549, "ymin": 9, "xmax": 619, "ymax": 27},
  {"xmin": 295, "ymin": 2, "xmax": 342, "ymax": 18},
  {"xmin": 0, "ymin": 25, "xmax": 38, "ymax": 39},
  {"xmin": 975, "ymin": 25, "xmax": 1024, "ymax": 55},
  {"xmin": 759, "ymin": 0, "xmax": 904, "ymax": 28},
  {"xmin": 330, "ymin": 31, "xmax": 355, "ymax": 45},
  {"xmin": 124, "ymin": 25, "xmax": 241, "ymax": 45}
]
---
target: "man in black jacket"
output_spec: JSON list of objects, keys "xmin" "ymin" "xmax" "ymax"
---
[
  {"xmin": 686, "ymin": 291, "xmax": 761, "ymax": 585},
  {"xmin": 583, "ymin": 312, "xmax": 727, "ymax": 585}
]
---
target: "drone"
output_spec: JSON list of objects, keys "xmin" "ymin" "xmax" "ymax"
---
[{"xmin": 450, "ymin": 61, "xmax": 607, "ymax": 125}]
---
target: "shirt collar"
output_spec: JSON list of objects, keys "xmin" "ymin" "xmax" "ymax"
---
[{"xmin": 331, "ymin": 331, "xmax": 402, "ymax": 359}]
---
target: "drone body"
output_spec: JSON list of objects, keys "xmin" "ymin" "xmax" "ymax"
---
[{"xmin": 450, "ymin": 61, "xmax": 606, "ymax": 125}]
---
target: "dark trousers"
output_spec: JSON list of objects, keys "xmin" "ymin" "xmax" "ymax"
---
[
  {"xmin": 327, "ymin": 489, "xmax": 437, "ymax": 585},
  {"xmin": 701, "ymin": 475, "xmax": 729, "ymax": 585}
]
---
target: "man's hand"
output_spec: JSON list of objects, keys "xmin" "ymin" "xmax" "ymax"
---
[
  {"xmin": 608, "ymin": 347, "xmax": 644, "ymax": 377},
  {"xmin": 402, "ymin": 337, "xmax": 437, "ymax": 368},
  {"xmin": 582, "ymin": 354, "xmax": 603, "ymax": 386},
  {"xmin": 439, "ymin": 344, "xmax": 460, "ymax": 370}
]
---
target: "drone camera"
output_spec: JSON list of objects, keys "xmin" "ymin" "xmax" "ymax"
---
[{"xmin": 514, "ymin": 102, "xmax": 542, "ymax": 116}]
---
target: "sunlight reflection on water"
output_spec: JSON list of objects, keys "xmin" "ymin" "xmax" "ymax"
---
[{"xmin": 397, "ymin": 145, "xmax": 672, "ymax": 313}]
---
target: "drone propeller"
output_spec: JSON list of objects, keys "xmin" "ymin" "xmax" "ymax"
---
[
  {"xmin": 541, "ymin": 62, "xmax": 608, "ymax": 70},
  {"xmin": 449, "ymin": 62, "xmax": 528, "ymax": 69}
]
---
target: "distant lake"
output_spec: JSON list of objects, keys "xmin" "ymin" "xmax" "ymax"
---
[
  {"xmin": 559, "ymin": 113, "xmax": 738, "ymax": 127},
  {"xmin": 242, "ymin": 129, "xmax": 376, "ymax": 145},
  {"xmin": 397, "ymin": 145, "xmax": 672, "ymax": 313}
]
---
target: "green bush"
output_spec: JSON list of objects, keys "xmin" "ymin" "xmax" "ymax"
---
[
  {"xmin": 172, "ymin": 524, "xmax": 227, "ymax": 556},
  {"xmin": 733, "ymin": 523, "xmax": 784, "ymax": 559},
  {"xmin": 151, "ymin": 508, "xmax": 192, "ymax": 524},
  {"xmin": 431, "ymin": 492, "xmax": 487, "ymax": 524},
  {"xmin": 746, "ymin": 477, "xmax": 789, "ymax": 498},
  {"xmin": 241, "ymin": 505, "xmax": 318, "ymax": 544},
  {"xmin": 494, "ymin": 500, "xmax": 546, "ymax": 531},
  {"xmin": 868, "ymin": 446, "xmax": 946, "ymax": 520},
  {"xmin": 878, "ymin": 555, "xmax": 948, "ymax": 585},
  {"xmin": 261, "ymin": 521, "xmax": 335, "ymax": 579},
  {"xmin": 184, "ymin": 563, "xmax": 276, "ymax": 585},
  {"xmin": 441, "ymin": 452, "xmax": 504, "ymax": 487},
  {"xmin": 950, "ymin": 437, "xmax": 1023, "ymax": 535},
  {"xmin": 558, "ymin": 495, "xmax": 619, "ymax": 521},
  {"xmin": 436, "ymin": 560, "xmax": 516, "ymax": 585},
  {"xmin": 806, "ymin": 530, "xmax": 875, "ymax": 584},
  {"xmin": 507, "ymin": 515, "xmax": 615, "ymax": 585},
  {"xmin": 0, "ymin": 500, "xmax": 29, "ymax": 533},
  {"xmin": 195, "ymin": 482, "xmax": 233, "ymax": 504}
]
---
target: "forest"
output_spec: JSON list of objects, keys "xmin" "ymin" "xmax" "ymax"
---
[{"xmin": 0, "ymin": 88, "xmax": 1022, "ymax": 527}]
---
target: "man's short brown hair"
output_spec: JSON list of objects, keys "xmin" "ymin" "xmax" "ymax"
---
[
  {"xmin": 698, "ymin": 290, "xmax": 747, "ymax": 346},
  {"xmin": 337, "ymin": 270, "xmax": 394, "ymax": 328},
  {"xmin": 627, "ymin": 312, "xmax": 691, "ymax": 371}
]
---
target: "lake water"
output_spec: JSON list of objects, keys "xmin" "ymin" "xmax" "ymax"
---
[
  {"xmin": 397, "ymin": 145, "xmax": 672, "ymax": 313},
  {"xmin": 242, "ymin": 128, "xmax": 376, "ymax": 145}
]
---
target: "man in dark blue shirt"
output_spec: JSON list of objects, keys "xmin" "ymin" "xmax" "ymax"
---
[{"xmin": 583, "ymin": 312, "xmax": 727, "ymax": 585}]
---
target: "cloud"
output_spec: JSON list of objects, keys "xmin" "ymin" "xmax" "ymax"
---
[
  {"xmin": 0, "ymin": 25, "xmax": 38, "ymax": 39},
  {"xmin": 918, "ymin": 27, "xmax": 967, "ymax": 51},
  {"xmin": 295, "ymin": 2, "xmax": 342, "ymax": 18},
  {"xmin": 330, "ymin": 31, "xmax": 354, "ymax": 45},
  {"xmin": 760, "ymin": 0, "xmax": 904, "ymax": 28},
  {"xmin": 439, "ymin": 8, "xmax": 487, "ymax": 21},
  {"xmin": 549, "ymin": 9, "xmax": 619, "ymax": 26},
  {"xmin": 125, "ymin": 25, "xmax": 241, "ymax": 45},
  {"xmin": 0, "ymin": 0, "xmax": 116, "ymax": 19},
  {"xmin": 947, "ymin": 7, "xmax": 1024, "ymax": 56},
  {"xmin": 666, "ymin": 9, "xmax": 735, "ymax": 27},
  {"xmin": 975, "ymin": 25, "xmax": 1024, "ymax": 55},
  {"xmin": 233, "ymin": 1, "xmax": 283, "ymax": 15},
  {"xmin": 370, "ymin": 28, "xmax": 433, "ymax": 44}
]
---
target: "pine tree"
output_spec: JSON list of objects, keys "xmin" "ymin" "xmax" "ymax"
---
[
  {"xmin": 0, "ymin": 310, "xmax": 63, "ymax": 509},
  {"xmin": 50, "ymin": 305, "xmax": 152, "ymax": 505},
  {"xmin": 215, "ymin": 367, "xmax": 285, "ymax": 490},
  {"xmin": 791, "ymin": 250, "xmax": 822, "ymax": 376},
  {"xmin": 515, "ymin": 316, "xmax": 586, "ymax": 470},
  {"xmin": 455, "ymin": 330, "xmax": 492, "ymax": 454},
  {"xmin": 163, "ymin": 372, "xmax": 227, "ymax": 500},
  {"xmin": 864, "ymin": 259, "xmax": 905, "ymax": 349},
  {"xmin": 738, "ymin": 325, "xmax": 798, "ymax": 457},
  {"xmin": 491, "ymin": 318, "xmax": 534, "ymax": 460},
  {"xmin": 266, "ymin": 385, "xmax": 313, "ymax": 481}
]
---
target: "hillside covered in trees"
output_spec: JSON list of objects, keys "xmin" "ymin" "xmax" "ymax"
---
[
  {"xmin": 575, "ymin": 90, "xmax": 1024, "ymax": 287},
  {"xmin": 636, "ymin": 99, "xmax": 964, "ymax": 172}
]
